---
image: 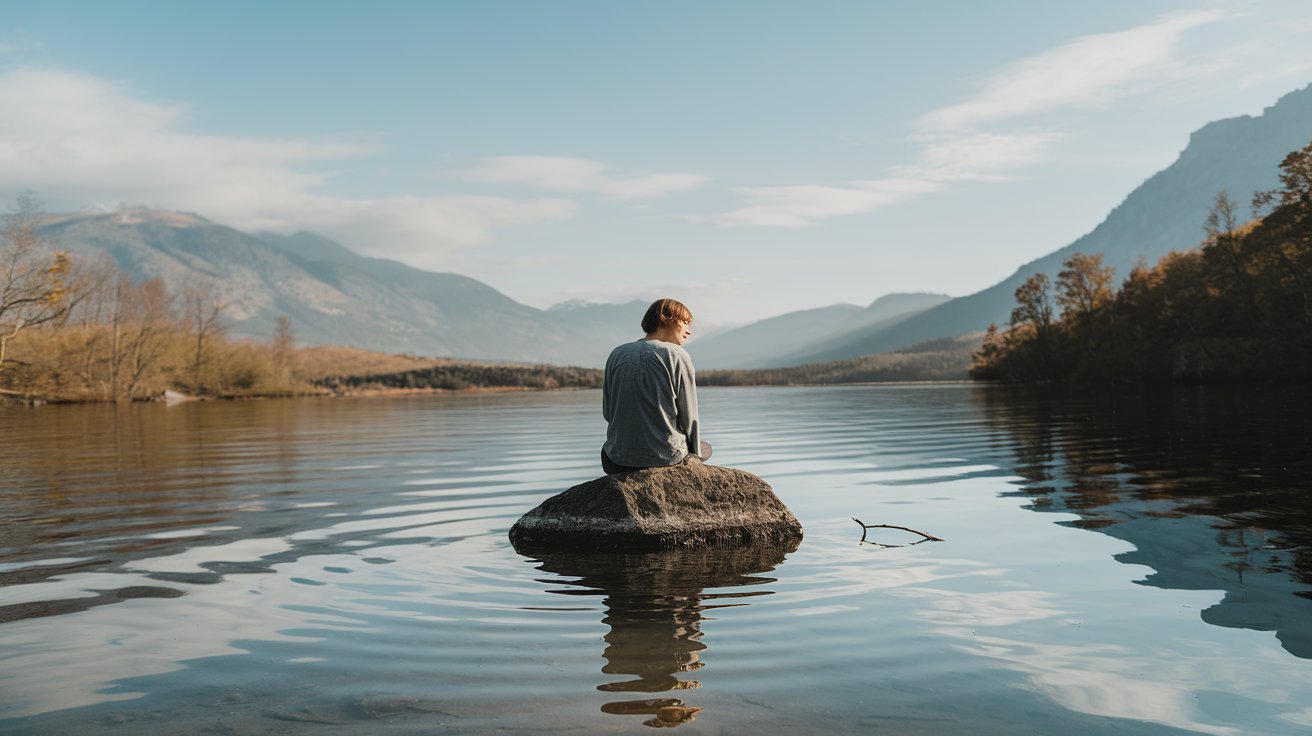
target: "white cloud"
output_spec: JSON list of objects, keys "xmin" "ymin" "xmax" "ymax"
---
[
  {"xmin": 714, "ymin": 184, "xmax": 909, "ymax": 228},
  {"xmin": 463, "ymin": 155, "xmax": 707, "ymax": 200},
  {"xmin": 0, "ymin": 66, "xmax": 574, "ymax": 267},
  {"xmin": 895, "ymin": 130, "xmax": 1066, "ymax": 183},
  {"xmin": 711, "ymin": 10, "xmax": 1226, "ymax": 229},
  {"xmin": 712, "ymin": 131, "xmax": 1060, "ymax": 228},
  {"xmin": 0, "ymin": 36, "xmax": 44, "ymax": 56},
  {"xmin": 921, "ymin": 10, "xmax": 1227, "ymax": 131}
]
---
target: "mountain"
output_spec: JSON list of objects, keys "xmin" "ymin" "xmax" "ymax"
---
[
  {"xmin": 777, "ymin": 83, "xmax": 1312, "ymax": 365},
  {"xmin": 41, "ymin": 212, "xmax": 636, "ymax": 366},
  {"xmin": 692, "ymin": 304, "xmax": 862, "ymax": 369},
  {"xmin": 692, "ymin": 293, "xmax": 950, "ymax": 369}
]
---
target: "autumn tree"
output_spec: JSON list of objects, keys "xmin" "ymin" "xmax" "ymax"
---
[
  {"xmin": 973, "ymin": 140, "xmax": 1312, "ymax": 384},
  {"xmin": 1253, "ymin": 139, "xmax": 1312, "ymax": 213},
  {"xmin": 0, "ymin": 194, "xmax": 71, "ymax": 370},
  {"xmin": 179, "ymin": 279, "xmax": 227, "ymax": 391},
  {"xmin": 1056, "ymin": 253, "xmax": 1114, "ymax": 328},
  {"xmin": 271, "ymin": 314, "xmax": 295, "ymax": 387},
  {"xmin": 1251, "ymin": 141, "xmax": 1312, "ymax": 324},
  {"xmin": 1011, "ymin": 273, "xmax": 1054, "ymax": 337},
  {"xmin": 108, "ymin": 276, "xmax": 174, "ymax": 400}
]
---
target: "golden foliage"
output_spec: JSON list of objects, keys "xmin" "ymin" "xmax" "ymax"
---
[{"xmin": 974, "ymin": 139, "xmax": 1312, "ymax": 383}]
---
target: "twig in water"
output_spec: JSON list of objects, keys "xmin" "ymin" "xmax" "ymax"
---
[{"xmin": 852, "ymin": 518, "xmax": 944, "ymax": 546}]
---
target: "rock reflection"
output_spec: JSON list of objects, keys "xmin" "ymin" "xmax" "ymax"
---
[{"xmin": 518, "ymin": 542, "xmax": 794, "ymax": 727}]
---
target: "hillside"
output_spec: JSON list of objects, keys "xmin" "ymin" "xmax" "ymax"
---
[
  {"xmin": 779, "ymin": 84, "xmax": 1312, "ymax": 365},
  {"xmin": 40, "ymin": 213, "xmax": 638, "ymax": 367},
  {"xmin": 693, "ymin": 293, "xmax": 950, "ymax": 369}
]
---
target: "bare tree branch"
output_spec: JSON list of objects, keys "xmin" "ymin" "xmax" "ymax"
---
[{"xmin": 852, "ymin": 517, "xmax": 944, "ymax": 546}]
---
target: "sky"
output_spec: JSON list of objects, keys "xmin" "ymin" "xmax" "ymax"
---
[{"xmin": 3, "ymin": 1, "xmax": 1312, "ymax": 328}]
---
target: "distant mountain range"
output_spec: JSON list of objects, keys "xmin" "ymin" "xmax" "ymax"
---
[
  {"xmin": 42, "ymin": 212, "xmax": 645, "ymax": 367},
  {"xmin": 691, "ymin": 293, "xmax": 951, "ymax": 369},
  {"xmin": 38, "ymin": 83, "xmax": 1312, "ymax": 369}
]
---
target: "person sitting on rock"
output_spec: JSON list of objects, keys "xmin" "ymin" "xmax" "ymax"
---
[{"xmin": 601, "ymin": 298, "xmax": 712, "ymax": 475}]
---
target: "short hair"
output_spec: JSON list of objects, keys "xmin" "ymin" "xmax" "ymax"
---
[{"xmin": 641, "ymin": 298, "xmax": 693, "ymax": 334}]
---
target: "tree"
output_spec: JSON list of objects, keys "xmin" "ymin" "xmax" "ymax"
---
[
  {"xmin": 1253, "ymin": 139, "xmax": 1312, "ymax": 213},
  {"xmin": 1056, "ymin": 253, "xmax": 1114, "ymax": 327},
  {"xmin": 970, "ymin": 323, "xmax": 1003, "ymax": 379},
  {"xmin": 179, "ymin": 279, "xmax": 227, "ymax": 391},
  {"xmin": 1201, "ymin": 191, "xmax": 1265, "ymax": 332},
  {"xmin": 271, "ymin": 315, "xmax": 295, "ymax": 387},
  {"xmin": 1204, "ymin": 190, "xmax": 1240, "ymax": 243},
  {"xmin": 1011, "ymin": 272, "xmax": 1053, "ymax": 337},
  {"xmin": 108, "ymin": 276, "xmax": 173, "ymax": 400},
  {"xmin": 1, "ymin": 194, "xmax": 72, "ymax": 370}
]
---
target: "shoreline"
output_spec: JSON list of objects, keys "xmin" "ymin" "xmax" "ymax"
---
[
  {"xmin": 0, "ymin": 384, "xmax": 564, "ymax": 407},
  {"xmin": 1, "ymin": 380, "xmax": 988, "ymax": 407}
]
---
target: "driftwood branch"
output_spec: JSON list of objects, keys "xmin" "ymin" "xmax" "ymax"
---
[{"xmin": 852, "ymin": 518, "xmax": 944, "ymax": 546}]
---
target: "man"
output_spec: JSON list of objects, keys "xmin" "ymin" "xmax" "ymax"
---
[{"xmin": 601, "ymin": 298, "xmax": 711, "ymax": 474}]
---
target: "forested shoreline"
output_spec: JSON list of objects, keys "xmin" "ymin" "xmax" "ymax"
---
[
  {"xmin": 315, "ymin": 363, "xmax": 604, "ymax": 393},
  {"xmin": 972, "ymin": 140, "xmax": 1312, "ymax": 384}
]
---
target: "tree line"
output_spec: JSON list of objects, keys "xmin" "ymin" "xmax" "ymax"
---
[
  {"xmin": 0, "ymin": 199, "xmax": 608, "ymax": 402},
  {"xmin": 316, "ymin": 363, "xmax": 604, "ymax": 392},
  {"xmin": 972, "ymin": 140, "xmax": 1312, "ymax": 383},
  {"xmin": 0, "ymin": 195, "xmax": 354, "ymax": 401}
]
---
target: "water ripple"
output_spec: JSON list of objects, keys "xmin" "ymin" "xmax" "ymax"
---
[{"xmin": 3, "ymin": 387, "xmax": 1312, "ymax": 734}]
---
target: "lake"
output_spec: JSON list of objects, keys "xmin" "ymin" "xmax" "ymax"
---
[{"xmin": 2, "ymin": 384, "xmax": 1311, "ymax": 735}]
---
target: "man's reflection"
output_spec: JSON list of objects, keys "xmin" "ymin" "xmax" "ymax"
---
[{"xmin": 519, "ymin": 543, "xmax": 794, "ymax": 728}]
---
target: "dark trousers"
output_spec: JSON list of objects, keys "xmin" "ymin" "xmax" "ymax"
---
[{"xmin": 601, "ymin": 442, "xmax": 713, "ymax": 475}]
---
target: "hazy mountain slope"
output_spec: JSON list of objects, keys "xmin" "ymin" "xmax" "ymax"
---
[
  {"xmin": 254, "ymin": 231, "xmax": 562, "ymax": 359},
  {"xmin": 543, "ymin": 299, "xmax": 652, "ymax": 367},
  {"xmin": 692, "ymin": 304, "xmax": 863, "ymax": 369},
  {"xmin": 779, "ymin": 83, "xmax": 1312, "ymax": 365},
  {"xmin": 764, "ymin": 293, "xmax": 954, "ymax": 367},
  {"xmin": 253, "ymin": 230, "xmax": 361, "ymax": 265},
  {"xmin": 694, "ymin": 292, "xmax": 951, "ymax": 369},
  {"xmin": 42, "ymin": 211, "xmax": 615, "ymax": 364}
]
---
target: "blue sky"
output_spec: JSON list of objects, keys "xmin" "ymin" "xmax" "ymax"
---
[{"xmin": 3, "ymin": 1, "xmax": 1311, "ymax": 327}]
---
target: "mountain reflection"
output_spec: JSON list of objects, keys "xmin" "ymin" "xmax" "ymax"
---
[
  {"xmin": 974, "ymin": 385, "xmax": 1312, "ymax": 657},
  {"xmin": 518, "ymin": 543, "xmax": 793, "ymax": 727}
]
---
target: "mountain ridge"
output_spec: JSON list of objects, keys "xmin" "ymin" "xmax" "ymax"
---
[
  {"xmin": 775, "ymin": 83, "xmax": 1312, "ymax": 365},
  {"xmin": 43, "ymin": 211, "xmax": 638, "ymax": 366},
  {"xmin": 692, "ymin": 293, "xmax": 951, "ymax": 369}
]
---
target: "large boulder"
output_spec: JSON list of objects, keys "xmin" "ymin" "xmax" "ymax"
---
[{"xmin": 509, "ymin": 459, "xmax": 803, "ymax": 551}]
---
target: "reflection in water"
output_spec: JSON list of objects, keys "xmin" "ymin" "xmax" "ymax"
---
[
  {"xmin": 518, "ymin": 543, "xmax": 794, "ymax": 728},
  {"xmin": 975, "ymin": 384, "xmax": 1312, "ymax": 658},
  {"xmin": 6, "ymin": 387, "xmax": 1312, "ymax": 734}
]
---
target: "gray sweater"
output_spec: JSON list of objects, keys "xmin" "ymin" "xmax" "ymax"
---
[{"xmin": 602, "ymin": 339, "xmax": 702, "ymax": 468}]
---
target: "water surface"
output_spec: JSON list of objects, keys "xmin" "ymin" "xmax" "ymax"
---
[{"xmin": 2, "ymin": 385, "xmax": 1311, "ymax": 735}]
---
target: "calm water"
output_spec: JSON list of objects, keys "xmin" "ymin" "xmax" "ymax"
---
[{"xmin": 2, "ymin": 385, "xmax": 1311, "ymax": 735}]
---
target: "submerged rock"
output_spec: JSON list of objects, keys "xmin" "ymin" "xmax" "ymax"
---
[{"xmin": 509, "ymin": 459, "xmax": 803, "ymax": 551}]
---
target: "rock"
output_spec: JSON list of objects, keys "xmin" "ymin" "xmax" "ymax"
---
[
  {"xmin": 648, "ymin": 705, "xmax": 703, "ymax": 727},
  {"xmin": 509, "ymin": 459, "xmax": 803, "ymax": 551},
  {"xmin": 163, "ymin": 389, "xmax": 199, "ymax": 405}
]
